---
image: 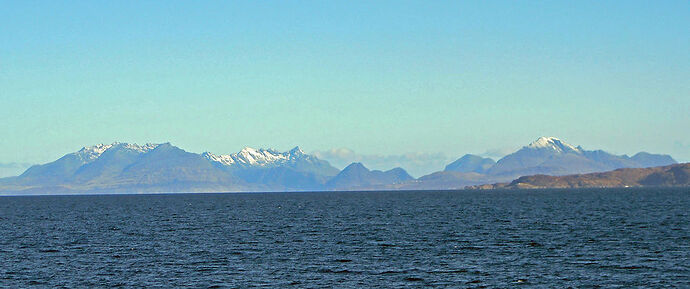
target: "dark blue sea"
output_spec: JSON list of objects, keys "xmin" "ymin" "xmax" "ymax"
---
[{"xmin": 1, "ymin": 188, "xmax": 688, "ymax": 288}]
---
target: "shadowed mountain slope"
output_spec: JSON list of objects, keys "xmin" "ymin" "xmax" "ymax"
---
[{"xmin": 0, "ymin": 143, "xmax": 343, "ymax": 194}]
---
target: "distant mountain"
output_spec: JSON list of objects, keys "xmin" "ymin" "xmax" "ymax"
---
[
  {"xmin": 0, "ymin": 143, "xmax": 344, "ymax": 194},
  {"xmin": 468, "ymin": 163, "xmax": 690, "ymax": 189},
  {"xmin": 111, "ymin": 143, "xmax": 240, "ymax": 189},
  {"xmin": 204, "ymin": 146, "xmax": 339, "ymax": 176},
  {"xmin": 18, "ymin": 143, "xmax": 158, "ymax": 185},
  {"xmin": 325, "ymin": 163, "xmax": 413, "ymax": 190},
  {"xmin": 203, "ymin": 146, "xmax": 339, "ymax": 190},
  {"xmin": 444, "ymin": 154, "xmax": 495, "ymax": 174},
  {"xmin": 630, "ymin": 152, "xmax": 677, "ymax": 168},
  {"xmin": 0, "ymin": 137, "xmax": 680, "ymax": 194},
  {"xmin": 400, "ymin": 136, "xmax": 678, "ymax": 190},
  {"xmin": 486, "ymin": 137, "xmax": 676, "ymax": 179},
  {"xmin": 8, "ymin": 143, "xmax": 243, "ymax": 194}
]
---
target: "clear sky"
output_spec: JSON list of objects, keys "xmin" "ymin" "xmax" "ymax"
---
[{"xmin": 1, "ymin": 1, "xmax": 689, "ymax": 173}]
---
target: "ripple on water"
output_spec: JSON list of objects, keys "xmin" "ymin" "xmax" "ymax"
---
[{"xmin": 0, "ymin": 188, "xmax": 688, "ymax": 287}]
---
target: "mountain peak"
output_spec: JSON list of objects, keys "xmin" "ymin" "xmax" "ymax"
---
[
  {"xmin": 236, "ymin": 147, "xmax": 276, "ymax": 165},
  {"xmin": 202, "ymin": 152, "xmax": 236, "ymax": 166},
  {"xmin": 239, "ymin": 146, "xmax": 258, "ymax": 154},
  {"xmin": 117, "ymin": 143, "xmax": 160, "ymax": 153},
  {"xmin": 289, "ymin": 146, "xmax": 304, "ymax": 155},
  {"xmin": 386, "ymin": 167, "xmax": 414, "ymax": 181},
  {"xmin": 205, "ymin": 146, "xmax": 315, "ymax": 167},
  {"xmin": 343, "ymin": 162, "xmax": 367, "ymax": 171},
  {"xmin": 444, "ymin": 154, "xmax": 495, "ymax": 173},
  {"xmin": 76, "ymin": 143, "xmax": 161, "ymax": 163},
  {"xmin": 326, "ymin": 163, "xmax": 414, "ymax": 190},
  {"xmin": 527, "ymin": 137, "xmax": 581, "ymax": 154},
  {"xmin": 77, "ymin": 144, "xmax": 114, "ymax": 161}
]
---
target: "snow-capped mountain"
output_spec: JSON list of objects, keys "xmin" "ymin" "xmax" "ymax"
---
[
  {"xmin": 0, "ymin": 138, "xmax": 679, "ymax": 194},
  {"xmin": 405, "ymin": 137, "xmax": 679, "ymax": 190},
  {"xmin": 487, "ymin": 136, "xmax": 676, "ymax": 178},
  {"xmin": 16, "ymin": 143, "xmax": 163, "ymax": 184},
  {"xmin": 76, "ymin": 144, "xmax": 114, "ymax": 162},
  {"xmin": 3, "ymin": 143, "xmax": 341, "ymax": 193},
  {"xmin": 203, "ymin": 146, "xmax": 340, "ymax": 180},
  {"xmin": 526, "ymin": 137, "xmax": 583, "ymax": 154},
  {"xmin": 202, "ymin": 146, "xmax": 306, "ymax": 167},
  {"xmin": 75, "ymin": 143, "xmax": 160, "ymax": 163}
]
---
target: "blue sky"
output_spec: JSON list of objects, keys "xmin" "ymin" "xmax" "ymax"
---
[{"xmin": 1, "ymin": 1, "xmax": 688, "ymax": 174}]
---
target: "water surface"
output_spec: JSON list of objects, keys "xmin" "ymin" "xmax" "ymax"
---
[{"xmin": 1, "ymin": 188, "xmax": 688, "ymax": 287}]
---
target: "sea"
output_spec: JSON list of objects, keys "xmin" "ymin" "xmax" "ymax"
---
[{"xmin": 0, "ymin": 188, "xmax": 688, "ymax": 288}]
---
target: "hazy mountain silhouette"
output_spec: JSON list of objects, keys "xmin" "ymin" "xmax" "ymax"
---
[
  {"xmin": 399, "ymin": 137, "xmax": 677, "ymax": 190},
  {"xmin": 0, "ymin": 137, "xmax": 679, "ymax": 194},
  {"xmin": 444, "ymin": 154, "xmax": 495, "ymax": 174},
  {"xmin": 325, "ymin": 163, "xmax": 413, "ymax": 190}
]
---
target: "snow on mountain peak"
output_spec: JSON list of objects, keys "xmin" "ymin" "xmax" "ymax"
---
[
  {"xmin": 120, "ymin": 143, "xmax": 159, "ymax": 153},
  {"xmin": 76, "ymin": 142, "xmax": 160, "ymax": 162},
  {"xmin": 235, "ymin": 147, "xmax": 285, "ymax": 165},
  {"xmin": 289, "ymin": 146, "xmax": 304, "ymax": 155},
  {"xmin": 77, "ymin": 144, "xmax": 114, "ymax": 161},
  {"xmin": 202, "ymin": 152, "xmax": 236, "ymax": 166},
  {"xmin": 527, "ymin": 137, "xmax": 582, "ymax": 153},
  {"xmin": 205, "ymin": 146, "xmax": 307, "ymax": 167}
]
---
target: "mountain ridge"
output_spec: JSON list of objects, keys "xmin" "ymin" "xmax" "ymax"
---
[
  {"xmin": 394, "ymin": 136, "xmax": 677, "ymax": 190},
  {"xmin": 0, "ymin": 137, "xmax": 680, "ymax": 194},
  {"xmin": 326, "ymin": 163, "xmax": 413, "ymax": 190}
]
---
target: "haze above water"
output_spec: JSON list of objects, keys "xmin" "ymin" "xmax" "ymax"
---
[{"xmin": 1, "ymin": 188, "xmax": 688, "ymax": 287}]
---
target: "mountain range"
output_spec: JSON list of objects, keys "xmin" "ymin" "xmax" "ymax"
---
[
  {"xmin": 0, "ymin": 137, "xmax": 679, "ymax": 194},
  {"xmin": 407, "ymin": 137, "xmax": 677, "ymax": 190}
]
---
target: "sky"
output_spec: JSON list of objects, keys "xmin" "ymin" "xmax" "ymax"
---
[{"xmin": 1, "ymin": 1, "xmax": 688, "ymax": 176}]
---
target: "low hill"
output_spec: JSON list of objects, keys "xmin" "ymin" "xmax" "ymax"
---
[{"xmin": 468, "ymin": 163, "xmax": 690, "ymax": 189}]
